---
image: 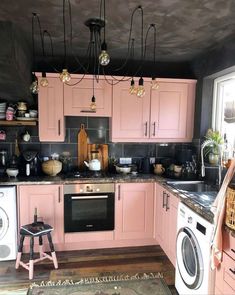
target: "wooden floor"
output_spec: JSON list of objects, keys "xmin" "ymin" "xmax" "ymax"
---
[{"xmin": 0, "ymin": 245, "xmax": 177, "ymax": 294}]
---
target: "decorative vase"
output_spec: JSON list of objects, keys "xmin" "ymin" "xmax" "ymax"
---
[{"xmin": 208, "ymin": 153, "xmax": 219, "ymax": 165}]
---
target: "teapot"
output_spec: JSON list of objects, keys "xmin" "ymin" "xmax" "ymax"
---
[
  {"xmin": 84, "ymin": 159, "xmax": 101, "ymax": 171},
  {"xmin": 153, "ymin": 164, "xmax": 165, "ymax": 175}
]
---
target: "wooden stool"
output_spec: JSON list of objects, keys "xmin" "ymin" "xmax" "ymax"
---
[{"xmin": 15, "ymin": 222, "xmax": 58, "ymax": 280}]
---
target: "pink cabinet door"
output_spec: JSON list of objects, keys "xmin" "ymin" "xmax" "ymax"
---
[
  {"xmin": 64, "ymin": 76, "xmax": 112, "ymax": 117},
  {"xmin": 150, "ymin": 82, "xmax": 188, "ymax": 139},
  {"xmin": 38, "ymin": 76, "xmax": 65, "ymax": 142},
  {"xmin": 111, "ymin": 80, "xmax": 151, "ymax": 141},
  {"xmin": 167, "ymin": 192, "xmax": 179, "ymax": 267},
  {"xmin": 18, "ymin": 185, "xmax": 64, "ymax": 245},
  {"xmin": 115, "ymin": 183, "xmax": 154, "ymax": 240},
  {"xmin": 155, "ymin": 184, "xmax": 179, "ymax": 267}
]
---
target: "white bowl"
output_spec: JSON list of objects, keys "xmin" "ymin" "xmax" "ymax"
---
[{"xmin": 6, "ymin": 168, "xmax": 19, "ymax": 177}]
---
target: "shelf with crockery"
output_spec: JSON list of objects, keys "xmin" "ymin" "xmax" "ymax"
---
[{"xmin": 0, "ymin": 119, "xmax": 38, "ymax": 126}]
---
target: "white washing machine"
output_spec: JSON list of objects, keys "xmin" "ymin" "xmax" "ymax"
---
[
  {"xmin": 0, "ymin": 186, "xmax": 17, "ymax": 261},
  {"xmin": 175, "ymin": 202, "xmax": 215, "ymax": 295}
]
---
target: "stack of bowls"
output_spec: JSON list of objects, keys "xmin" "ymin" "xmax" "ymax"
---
[{"xmin": 0, "ymin": 100, "xmax": 7, "ymax": 120}]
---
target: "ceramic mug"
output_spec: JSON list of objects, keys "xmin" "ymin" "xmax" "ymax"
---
[
  {"xmin": 6, "ymin": 107, "xmax": 14, "ymax": 120},
  {"xmin": 174, "ymin": 165, "xmax": 182, "ymax": 173},
  {"xmin": 154, "ymin": 164, "xmax": 165, "ymax": 175}
]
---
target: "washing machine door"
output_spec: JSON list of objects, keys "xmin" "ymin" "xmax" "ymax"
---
[
  {"xmin": 176, "ymin": 227, "xmax": 204, "ymax": 289},
  {"xmin": 0, "ymin": 207, "xmax": 9, "ymax": 240}
]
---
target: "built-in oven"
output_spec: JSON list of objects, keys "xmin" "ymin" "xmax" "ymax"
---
[{"xmin": 64, "ymin": 183, "xmax": 115, "ymax": 233}]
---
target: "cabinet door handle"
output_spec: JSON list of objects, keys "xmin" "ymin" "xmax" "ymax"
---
[
  {"xmin": 58, "ymin": 186, "xmax": 61, "ymax": 203},
  {"xmin": 162, "ymin": 191, "xmax": 166, "ymax": 208},
  {"xmin": 58, "ymin": 120, "xmax": 61, "ymax": 136},
  {"xmin": 229, "ymin": 268, "xmax": 235, "ymax": 275},
  {"xmin": 144, "ymin": 122, "xmax": 148, "ymax": 137},
  {"xmin": 118, "ymin": 185, "xmax": 121, "ymax": 201},
  {"xmin": 152, "ymin": 122, "xmax": 156, "ymax": 136},
  {"xmin": 231, "ymin": 248, "xmax": 235, "ymax": 254},
  {"xmin": 166, "ymin": 194, "xmax": 170, "ymax": 211}
]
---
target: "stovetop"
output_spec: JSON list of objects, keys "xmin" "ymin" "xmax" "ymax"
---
[{"xmin": 64, "ymin": 170, "xmax": 109, "ymax": 179}]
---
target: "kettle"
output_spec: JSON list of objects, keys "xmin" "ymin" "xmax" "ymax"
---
[
  {"xmin": 84, "ymin": 159, "xmax": 101, "ymax": 171},
  {"xmin": 141, "ymin": 157, "xmax": 151, "ymax": 174}
]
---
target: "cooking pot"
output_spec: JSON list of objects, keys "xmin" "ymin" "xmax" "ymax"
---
[
  {"xmin": 115, "ymin": 164, "xmax": 131, "ymax": 174},
  {"xmin": 84, "ymin": 159, "xmax": 101, "ymax": 171}
]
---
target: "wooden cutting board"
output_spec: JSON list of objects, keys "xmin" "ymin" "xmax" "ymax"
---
[{"xmin": 78, "ymin": 124, "xmax": 88, "ymax": 169}]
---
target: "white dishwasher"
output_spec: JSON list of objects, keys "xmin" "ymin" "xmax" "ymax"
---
[{"xmin": 0, "ymin": 186, "xmax": 17, "ymax": 261}]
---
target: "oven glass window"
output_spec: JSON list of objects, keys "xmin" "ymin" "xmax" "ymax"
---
[
  {"xmin": 72, "ymin": 199, "xmax": 107, "ymax": 221},
  {"xmin": 182, "ymin": 236, "xmax": 196, "ymax": 276}
]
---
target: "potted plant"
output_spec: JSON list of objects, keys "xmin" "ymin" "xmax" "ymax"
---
[{"xmin": 203, "ymin": 129, "xmax": 223, "ymax": 165}]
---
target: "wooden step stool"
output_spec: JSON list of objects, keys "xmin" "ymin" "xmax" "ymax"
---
[{"xmin": 15, "ymin": 221, "xmax": 58, "ymax": 280}]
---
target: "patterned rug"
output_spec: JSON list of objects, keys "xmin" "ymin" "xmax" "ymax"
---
[{"xmin": 27, "ymin": 272, "xmax": 172, "ymax": 295}]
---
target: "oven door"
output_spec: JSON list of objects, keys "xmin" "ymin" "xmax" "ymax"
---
[{"xmin": 64, "ymin": 192, "xmax": 114, "ymax": 232}]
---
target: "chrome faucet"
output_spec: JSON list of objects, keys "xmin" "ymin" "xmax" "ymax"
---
[{"xmin": 201, "ymin": 139, "xmax": 222, "ymax": 186}]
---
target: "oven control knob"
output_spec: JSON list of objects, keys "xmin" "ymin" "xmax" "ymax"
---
[
  {"xmin": 86, "ymin": 186, "xmax": 93, "ymax": 192},
  {"xmin": 188, "ymin": 216, "xmax": 193, "ymax": 224},
  {"xmin": 96, "ymin": 188, "xmax": 100, "ymax": 192}
]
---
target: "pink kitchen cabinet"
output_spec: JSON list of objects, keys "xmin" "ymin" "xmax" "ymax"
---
[
  {"xmin": 64, "ymin": 75, "xmax": 112, "ymax": 117},
  {"xmin": 37, "ymin": 75, "xmax": 65, "ymax": 142},
  {"xmin": 215, "ymin": 230, "xmax": 235, "ymax": 294},
  {"xmin": 115, "ymin": 182, "xmax": 154, "ymax": 241},
  {"xmin": 110, "ymin": 78, "xmax": 196, "ymax": 142},
  {"xmin": 111, "ymin": 80, "xmax": 151, "ymax": 140},
  {"xmin": 155, "ymin": 183, "xmax": 179, "ymax": 267},
  {"xmin": 18, "ymin": 184, "xmax": 64, "ymax": 246}
]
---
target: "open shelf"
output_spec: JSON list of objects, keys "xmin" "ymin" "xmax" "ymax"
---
[{"xmin": 0, "ymin": 120, "xmax": 37, "ymax": 126}]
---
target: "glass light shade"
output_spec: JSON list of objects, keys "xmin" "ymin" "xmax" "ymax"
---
[
  {"xmin": 30, "ymin": 80, "xmax": 39, "ymax": 94},
  {"xmin": 40, "ymin": 77, "xmax": 49, "ymax": 87},
  {"xmin": 151, "ymin": 77, "xmax": 159, "ymax": 89},
  {"xmin": 129, "ymin": 79, "xmax": 137, "ymax": 94},
  {"xmin": 90, "ymin": 95, "xmax": 96, "ymax": 111},
  {"xmin": 60, "ymin": 69, "xmax": 71, "ymax": 83},
  {"xmin": 99, "ymin": 50, "xmax": 110, "ymax": 66},
  {"xmin": 136, "ymin": 85, "xmax": 145, "ymax": 97}
]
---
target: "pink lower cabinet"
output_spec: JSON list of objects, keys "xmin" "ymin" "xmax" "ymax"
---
[
  {"xmin": 215, "ymin": 230, "xmax": 235, "ymax": 294},
  {"xmin": 155, "ymin": 183, "xmax": 179, "ymax": 267},
  {"xmin": 37, "ymin": 75, "xmax": 65, "ymax": 142},
  {"xmin": 18, "ymin": 185, "xmax": 64, "ymax": 247},
  {"xmin": 115, "ymin": 182, "xmax": 155, "ymax": 245}
]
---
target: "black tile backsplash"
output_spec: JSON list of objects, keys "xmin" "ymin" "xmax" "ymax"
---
[{"xmin": 0, "ymin": 116, "xmax": 196, "ymax": 169}]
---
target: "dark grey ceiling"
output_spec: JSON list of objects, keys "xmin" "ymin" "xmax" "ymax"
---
[{"xmin": 1, "ymin": 0, "xmax": 235, "ymax": 63}]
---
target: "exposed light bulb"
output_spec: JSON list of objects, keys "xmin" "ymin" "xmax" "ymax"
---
[
  {"xmin": 151, "ymin": 77, "xmax": 159, "ymax": 89},
  {"xmin": 99, "ymin": 50, "xmax": 110, "ymax": 66},
  {"xmin": 136, "ymin": 77, "xmax": 145, "ymax": 98},
  {"xmin": 30, "ymin": 79, "xmax": 39, "ymax": 94},
  {"xmin": 99, "ymin": 42, "xmax": 110, "ymax": 66},
  {"xmin": 60, "ymin": 69, "xmax": 71, "ymax": 83},
  {"xmin": 40, "ymin": 72, "xmax": 49, "ymax": 87},
  {"xmin": 90, "ymin": 95, "xmax": 96, "ymax": 111},
  {"xmin": 129, "ymin": 78, "xmax": 137, "ymax": 94}
]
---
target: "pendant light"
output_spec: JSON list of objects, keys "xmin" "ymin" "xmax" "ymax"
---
[
  {"xmin": 60, "ymin": 0, "xmax": 71, "ymax": 83},
  {"xmin": 136, "ymin": 77, "xmax": 145, "ymax": 97},
  {"xmin": 99, "ymin": 0, "xmax": 110, "ymax": 66},
  {"xmin": 29, "ymin": 13, "xmax": 39, "ymax": 94},
  {"xmin": 90, "ymin": 74, "xmax": 96, "ymax": 111}
]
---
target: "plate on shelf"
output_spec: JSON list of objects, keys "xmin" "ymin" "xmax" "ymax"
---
[{"xmin": 16, "ymin": 117, "xmax": 38, "ymax": 121}]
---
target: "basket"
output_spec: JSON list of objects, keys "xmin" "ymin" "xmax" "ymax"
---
[
  {"xmin": 42, "ymin": 160, "xmax": 62, "ymax": 176},
  {"xmin": 225, "ymin": 186, "xmax": 235, "ymax": 230}
]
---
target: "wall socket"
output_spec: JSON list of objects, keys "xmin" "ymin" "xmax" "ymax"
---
[
  {"xmin": 119, "ymin": 158, "xmax": 132, "ymax": 164},
  {"xmin": 150, "ymin": 157, "xmax": 155, "ymax": 164}
]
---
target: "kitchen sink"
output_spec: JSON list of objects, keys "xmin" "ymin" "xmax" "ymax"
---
[
  {"xmin": 166, "ymin": 180, "xmax": 218, "ymax": 208},
  {"xmin": 166, "ymin": 180, "xmax": 218, "ymax": 193}
]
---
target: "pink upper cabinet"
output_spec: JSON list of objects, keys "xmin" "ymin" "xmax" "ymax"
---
[
  {"xmin": 38, "ymin": 75, "xmax": 65, "ymax": 142},
  {"xmin": 64, "ymin": 75, "xmax": 112, "ymax": 117},
  {"xmin": 110, "ymin": 78, "xmax": 196, "ymax": 142},
  {"xmin": 111, "ymin": 80, "xmax": 151, "ymax": 141}
]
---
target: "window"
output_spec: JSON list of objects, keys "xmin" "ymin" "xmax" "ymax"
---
[{"xmin": 213, "ymin": 73, "xmax": 235, "ymax": 158}]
